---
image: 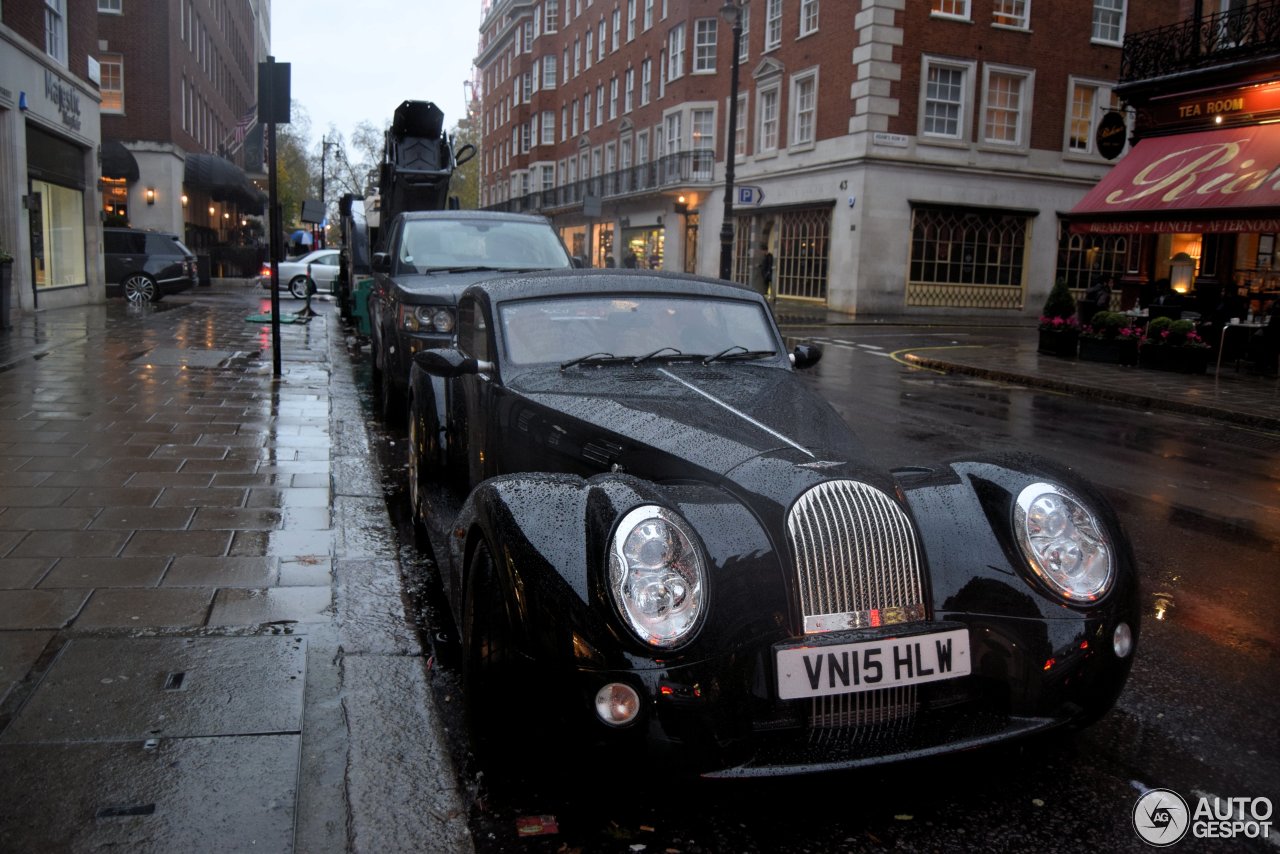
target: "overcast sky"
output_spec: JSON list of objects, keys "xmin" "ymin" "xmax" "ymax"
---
[{"xmin": 270, "ymin": 0, "xmax": 484, "ymax": 150}]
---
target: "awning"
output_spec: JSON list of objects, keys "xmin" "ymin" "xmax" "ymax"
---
[
  {"xmin": 101, "ymin": 139, "xmax": 139, "ymax": 182},
  {"xmin": 184, "ymin": 153, "xmax": 266, "ymax": 211},
  {"xmin": 1068, "ymin": 124, "xmax": 1280, "ymax": 234}
]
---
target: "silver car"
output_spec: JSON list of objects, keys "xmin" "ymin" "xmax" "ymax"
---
[{"xmin": 258, "ymin": 249, "xmax": 341, "ymax": 298}]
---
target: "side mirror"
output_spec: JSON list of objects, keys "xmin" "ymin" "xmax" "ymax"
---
[
  {"xmin": 413, "ymin": 348, "xmax": 492, "ymax": 377},
  {"xmin": 372, "ymin": 252, "xmax": 391, "ymax": 273},
  {"xmin": 790, "ymin": 343, "xmax": 823, "ymax": 370},
  {"xmin": 571, "ymin": 255, "xmax": 589, "ymax": 268}
]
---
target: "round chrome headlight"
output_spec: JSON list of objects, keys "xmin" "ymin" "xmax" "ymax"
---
[
  {"xmin": 608, "ymin": 506, "xmax": 706, "ymax": 648},
  {"xmin": 1013, "ymin": 482, "xmax": 1113, "ymax": 603}
]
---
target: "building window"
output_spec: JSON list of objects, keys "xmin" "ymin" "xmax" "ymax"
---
[
  {"xmin": 799, "ymin": 0, "xmax": 819, "ymax": 36},
  {"xmin": 644, "ymin": 0, "xmax": 654, "ymax": 30},
  {"xmin": 693, "ymin": 18, "xmax": 717, "ymax": 72},
  {"xmin": 546, "ymin": 0, "xmax": 559, "ymax": 32},
  {"xmin": 981, "ymin": 67, "xmax": 1031, "ymax": 147},
  {"xmin": 612, "ymin": 8, "xmax": 621, "ymax": 49},
  {"xmin": 574, "ymin": 38, "xmax": 581, "ymax": 75},
  {"xmin": 596, "ymin": 83, "xmax": 605, "ymax": 126},
  {"xmin": 542, "ymin": 111, "xmax": 556, "ymax": 144},
  {"xmin": 100, "ymin": 53, "xmax": 124, "ymax": 113},
  {"xmin": 1066, "ymin": 79, "xmax": 1118, "ymax": 154},
  {"xmin": 98, "ymin": 0, "xmax": 122, "ymax": 11},
  {"xmin": 584, "ymin": 91, "xmax": 593, "ymax": 130},
  {"xmin": 561, "ymin": 105, "xmax": 569, "ymax": 140},
  {"xmin": 45, "ymin": 0, "xmax": 67, "ymax": 65},
  {"xmin": 907, "ymin": 206, "xmax": 1030, "ymax": 309},
  {"xmin": 765, "ymin": 0, "xmax": 782, "ymax": 50},
  {"xmin": 931, "ymin": 0, "xmax": 970, "ymax": 19},
  {"xmin": 992, "ymin": 0, "xmax": 1028, "ymax": 28},
  {"xmin": 1055, "ymin": 222, "xmax": 1130, "ymax": 293},
  {"xmin": 641, "ymin": 58, "xmax": 652, "ymax": 104},
  {"xmin": 1092, "ymin": 0, "xmax": 1125, "ymax": 45},
  {"xmin": 667, "ymin": 23, "xmax": 685, "ymax": 81},
  {"xmin": 628, "ymin": 0, "xmax": 637, "ymax": 40},
  {"xmin": 921, "ymin": 58, "xmax": 973, "ymax": 141},
  {"xmin": 791, "ymin": 71, "xmax": 817, "ymax": 149},
  {"xmin": 692, "ymin": 108, "xmax": 714, "ymax": 179},
  {"xmin": 599, "ymin": 19, "xmax": 607, "ymax": 60},
  {"xmin": 739, "ymin": 4, "xmax": 751, "ymax": 62},
  {"xmin": 586, "ymin": 31, "xmax": 594, "ymax": 68},
  {"xmin": 625, "ymin": 68, "xmax": 635, "ymax": 112},
  {"xmin": 734, "ymin": 92, "xmax": 748, "ymax": 156},
  {"xmin": 610, "ymin": 76, "xmax": 619, "ymax": 119},
  {"xmin": 572, "ymin": 99, "xmax": 580, "ymax": 135},
  {"xmin": 757, "ymin": 85, "xmax": 780, "ymax": 153},
  {"xmin": 543, "ymin": 56, "xmax": 557, "ymax": 88}
]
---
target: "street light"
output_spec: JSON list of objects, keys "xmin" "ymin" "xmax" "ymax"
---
[{"xmin": 718, "ymin": 0, "xmax": 744, "ymax": 282}]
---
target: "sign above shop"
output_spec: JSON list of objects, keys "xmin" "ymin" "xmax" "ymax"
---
[
  {"xmin": 43, "ymin": 70, "xmax": 82, "ymax": 132},
  {"xmin": 1096, "ymin": 111, "xmax": 1128, "ymax": 160},
  {"xmin": 1147, "ymin": 81, "xmax": 1280, "ymax": 131}
]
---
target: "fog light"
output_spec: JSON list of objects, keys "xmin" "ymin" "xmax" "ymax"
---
[
  {"xmin": 594, "ymin": 682, "xmax": 640, "ymax": 726},
  {"xmin": 1113, "ymin": 622, "xmax": 1133, "ymax": 658}
]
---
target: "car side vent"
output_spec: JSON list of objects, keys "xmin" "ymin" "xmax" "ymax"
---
[{"xmin": 583, "ymin": 439, "xmax": 623, "ymax": 466}]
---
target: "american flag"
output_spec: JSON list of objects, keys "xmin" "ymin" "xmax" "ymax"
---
[{"xmin": 233, "ymin": 105, "xmax": 257, "ymax": 145}]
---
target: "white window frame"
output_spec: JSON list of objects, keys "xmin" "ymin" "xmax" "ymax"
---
[
  {"xmin": 1092, "ymin": 0, "xmax": 1126, "ymax": 45},
  {"xmin": 756, "ymin": 83, "xmax": 781, "ymax": 155},
  {"xmin": 665, "ymin": 111, "xmax": 683, "ymax": 154},
  {"xmin": 561, "ymin": 105, "xmax": 569, "ymax": 141},
  {"xmin": 641, "ymin": 57, "xmax": 652, "ymax": 105},
  {"xmin": 610, "ymin": 76, "xmax": 619, "ymax": 119},
  {"xmin": 1065, "ymin": 77, "xmax": 1119, "ymax": 157},
  {"xmin": 799, "ymin": 0, "xmax": 819, "ymax": 37},
  {"xmin": 584, "ymin": 90, "xmax": 593, "ymax": 130},
  {"xmin": 667, "ymin": 23, "xmax": 686, "ymax": 81},
  {"xmin": 98, "ymin": 0, "xmax": 123, "ymax": 12},
  {"xmin": 732, "ymin": 91, "xmax": 748, "ymax": 157},
  {"xmin": 542, "ymin": 110, "xmax": 556, "ymax": 144},
  {"xmin": 612, "ymin": 8, "xmax": 621, "ymax": 50},
  {"xmin": 693, "ymin": 18, "xmax": 717, "ymax": 72},
  {"xmin": 627, "ymin": 0, "xmax": 636, "ymax": 41},
  {"xmin": 930, "ymin": 0, "xmax": 971, "ymax": 20},
  {"xmin": 543, "ymin": 56, "xmax": 557, "ymax": 88},
  {"xmin": 596, "ymin": 83, "xmax": 605, "ymax": 126},
  {"xmin": 45, "ymin": 0, "xmax": 67, "ymax": 65},
  {"xmin": 764, "ymin": 0, "xmax": 782, "ymax": 51},
  {"xmin": 599, "ymin": 18, "xmax": 607, "ymax": 60},
  {"xmin": 789, "ymin": 68, "xmax": 818, "ymax": 151},
  {"xmin": 100, "ymin": 53, "xmax": 124, "ymax": 113},
  {"xmin": 644, "ymin": 0, "xmax": 654, "ymax": 30},
  {"xmin": 919, "ymin": 56, "xmax": 976, "ymax": 143},
  {"xmin": 992, "ymin": 0, "xmax": 1029, "ymax": 30},
  {"xmin": 979, "ymin": 64, "xmax": 1033, "ymax": 149},
  {"xmin": 572, "ymin": 98, "xmax": 580, "ymax": 135},
  {"xmin": 625, "ymin": 67, "xmax": 635, "ymax": 112},
  {"xmin": 738, "ymin": 5, "xmax": 751, "ymax": 62}
]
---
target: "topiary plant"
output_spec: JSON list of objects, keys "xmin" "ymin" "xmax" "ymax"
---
[{"xmin": 1041, "ymin": 278, "xmax": 1077, "ymax": 324}]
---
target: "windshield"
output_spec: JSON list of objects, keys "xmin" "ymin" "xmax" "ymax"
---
[
  {"xmin": 499, "ymin": 295, "xmax": 779, "ymax": 366},
  {"xmin": 397, "ymin": 219, "xmax": 571, "ymax": 273}
]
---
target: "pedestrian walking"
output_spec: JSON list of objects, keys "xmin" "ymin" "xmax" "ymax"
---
[{"xmin": 759, "ymin": 247, "xmax": 774, "ymax": 296}]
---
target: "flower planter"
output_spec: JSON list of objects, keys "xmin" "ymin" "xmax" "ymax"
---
[
  {"xmin": 1139, "ymin": 346, "xmax": 1210, "ymax": 374},
  {"xmin": 1079, "ymin": 336, "xmax": 1139, "ymax": 366},
  {"xmin": 1038, "ymin": 327, "xmax": 1078, "ymax": 358}
]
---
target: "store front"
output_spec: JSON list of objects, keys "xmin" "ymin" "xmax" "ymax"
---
[{"xmin": 621, "ymin": 225, "xmax": 664, "ymax": 270}]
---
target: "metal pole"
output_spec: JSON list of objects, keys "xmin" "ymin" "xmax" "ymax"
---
[
  {"xmin": 718, "ymin": 6, "xmax": 742, "ymax": 282},
  {"xmin": 266, "ymin": 57, "xmax": 282, "ymax": 377},
  {"xmin": 319, "ymin": 136, "xmax": 328, "ymax": 249}
]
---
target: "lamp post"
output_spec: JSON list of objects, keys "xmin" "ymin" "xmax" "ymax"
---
[
  {"xmin": 319, "ymin": 136, "xmax": 336, "ymax": 247},
  {"xmin": 718, "ymin": 0, "xmax": 743, "ymax": 282}
]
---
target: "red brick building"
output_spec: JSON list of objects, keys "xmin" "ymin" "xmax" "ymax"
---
[{"xmin": 475, "ymin": 0, "xmax": 1177, "ymax": 318}]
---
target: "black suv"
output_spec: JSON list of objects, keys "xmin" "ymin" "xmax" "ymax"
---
[{"xmin": 103, "ymin": 227, "xmax": 198, "ymax": 302}]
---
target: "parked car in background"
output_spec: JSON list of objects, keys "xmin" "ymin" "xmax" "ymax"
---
[
  {"xmin": 368, "ymin": 209, "xmax": 573, "ymax": 421},
  {"xmin": 407, "ymin": 270, "xmax": 1141, "ymax": 778},
  {"xmin": 257, "ymin": 249, "xmax": 341, "ymax": 298},
  {"xmin": 103, "ymin": 227, "xmax": 197, "ymax": 303}
]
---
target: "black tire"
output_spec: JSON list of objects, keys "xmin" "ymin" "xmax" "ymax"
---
[
  {"xmin": 379, "ymin": 357, "xmax": 406, "ymax": 424},
  {"xmin": 122, "ymin": 273, "xmax": 160, "ymax": 303},
  {"xmin": 407, "ymin": 392, "xmax": 437, "ymax": 527},
  {"xmin": 461, "ymin": 541, "xmax": 519, "ymax": 763},
  {"xmin": 288, "ymin": 275, "xmax": 313, "ymax": 299}
]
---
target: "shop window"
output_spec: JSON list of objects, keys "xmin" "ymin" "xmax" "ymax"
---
[
  {"xmin": 1055, "ymin": 221, "xmax": 1129, "ymax": 297},
  {"xmin": 30, "ymin": 180, "xmax": 87, "ymax": 289},
  {"xmin": 775, "ymin": 208, "xmax": 831, "ymax": 302},
  {"xmin": 908, "ymin": 206, "xmax": 1029, "ymax": 309},
  {"xmin": 101, "ymin": 54, "xmax": 124, "ymax": 113}
]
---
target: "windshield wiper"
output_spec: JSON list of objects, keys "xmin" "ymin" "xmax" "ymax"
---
[
  {"xmin": 631, "ymin": 347, "xmax": 683, "ymax": 365},
  {"xmin": 703, "ymin": 345, "xmax": 777, "ymax": 364},
  {"xmin": 421, "ymin": 265, "xmax": 502, "ymax": 274},
  {"xmin": 560, "ymin": 352, "xmax": 626, "ymax": 370}
]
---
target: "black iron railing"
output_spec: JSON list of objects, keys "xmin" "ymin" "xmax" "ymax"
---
[
  {"xmin": 1120, "ymin": 0, "xmax": 1280, "ymax": 83},
  {"xmin": 486, "ymin": 150, "xmax": 717, "ymax": 214}
]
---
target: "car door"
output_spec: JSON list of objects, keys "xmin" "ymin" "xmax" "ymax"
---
[
  {"xmin": 312, "ymin": 252, "xmax": 340, "ymax": 292},
  {"xmin": 452, "ymin": 295, "xmax": 502, "ymax": 488}
]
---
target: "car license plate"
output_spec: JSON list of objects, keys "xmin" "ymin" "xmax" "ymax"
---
[{"xmin": 776, "ymin": 628, "xmax": 971, "ymax": 700}]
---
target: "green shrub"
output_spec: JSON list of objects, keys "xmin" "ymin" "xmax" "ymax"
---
[{"xmin": 1041, "ymin": 278, "xmax": 1077, "ymax": 320}]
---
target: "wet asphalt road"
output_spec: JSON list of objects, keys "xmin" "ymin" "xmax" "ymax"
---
[{"xmin": 359, "ymin": 324, "xmax": 1279, "ymax": 854}]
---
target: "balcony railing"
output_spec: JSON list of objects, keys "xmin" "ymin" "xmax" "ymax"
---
[
  {"xmin": 1120, "ymin": 0, "xmax": 1280, "ymax": 83},
  {"xmin": 486, "ymin": 150, "xmax": 717, "ymax": 214}
]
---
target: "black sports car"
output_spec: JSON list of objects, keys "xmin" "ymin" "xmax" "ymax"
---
[{"xmin": 407, "ymin": 270, "xmax": 1139, "ymax": 778}]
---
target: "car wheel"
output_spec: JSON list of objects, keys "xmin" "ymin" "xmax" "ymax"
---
[
  {"xmin": 288, "ymin": 276, "xmax": 312, "ymax": 299},
  {"xmin": 462, "ymin": 541, "xmax": 520, "ymax": 761},
  {"xmin": 122, "ymin": 273, "xmax": 159, "ymax": 303},
  {"xmin": 379, "ymin": 357, "xmax": 406, "ymax": 424}
]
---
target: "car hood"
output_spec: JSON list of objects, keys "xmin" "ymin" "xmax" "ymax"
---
[
  {"xmin": 504, "ymin": 363, "xmax": 873, "ymax": 482},
  {"xmin": 389, "ymin": 268, "xmax": 565, "ymax": 304}
]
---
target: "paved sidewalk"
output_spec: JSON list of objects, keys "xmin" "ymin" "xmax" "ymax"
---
[{"xmin": 0, "ymin": 283, "xmax": 470, "ymax": 852}]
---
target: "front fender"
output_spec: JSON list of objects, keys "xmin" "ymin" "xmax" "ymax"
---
[{"xmin": 450, "ymin": 473, "xmax": 790, "ymax": 674}]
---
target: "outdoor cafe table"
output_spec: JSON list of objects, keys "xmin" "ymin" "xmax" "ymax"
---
[{"xmin": 1217, "ymin": 319, "xmax": 1266, "ymax": 373}]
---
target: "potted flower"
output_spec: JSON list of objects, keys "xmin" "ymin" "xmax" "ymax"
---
[
  {"xmin": 1079, "ymin": 310, "xmax": 1140, "ymax": 365},
  {"xmin": 1038, "ymin": 278, "xmax": 1079, "ymax": 358},
  {"xmin": 1139, "ymin": 317, "xmax": 1211, "ymax": 373}
]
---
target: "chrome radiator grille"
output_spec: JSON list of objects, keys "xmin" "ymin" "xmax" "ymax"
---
[{"xmin": 786, "ymin": 480, "xmax": 927, "ymax": 729}]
